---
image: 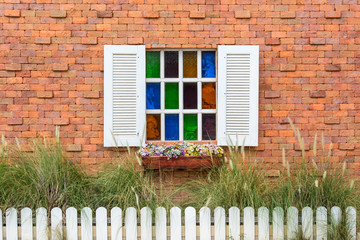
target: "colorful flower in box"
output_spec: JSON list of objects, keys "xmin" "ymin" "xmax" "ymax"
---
[{"xmin": 137, "ymin": 142, "xmax": 224, "ymax": 159}]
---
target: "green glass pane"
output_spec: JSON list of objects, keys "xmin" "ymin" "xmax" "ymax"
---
[
  {"xmin": 165, "ymin": 83, "xmax": 179, "ymax": 109},
  {"xmin": 184, "ymin": 114, "xmax": 197, "ymax": 140},
  {"xmin": 146, "ymin": 51, "xmax": 160, "ymax": 78}
]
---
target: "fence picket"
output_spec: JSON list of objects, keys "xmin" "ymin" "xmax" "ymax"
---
[
  {"xmin": 316, "ymin": 207, "xmax": 327, "ymax": 240},
  {"xmin": 141, "ymin": 207, "xmax": 152, "ymax": 240},
  {"xmin": 36, "ymin": 208, "xmax": 48, "ymax": 240},
  {"xmin": 156, "ymin": 207, "xmax": 167, "ymax": 240},
  {"xmin": 185, "ymin": 207, "xmax": 196, "ymax": 240},
  {"xmin": 81, "ymin": 207, "xmax": 92, "ymax": 240},
  {"xmin": 125, "ymin": 207, "xmax": 137, "ymax": 240},
  {"xmin": 229, "ymin": 207, "xmax": 240, "ymax": 240},
  {"xmin": 346, "ymin": 206, "xmax": 356, "ymax": 240},
  {"xmin": 302, "ymin": 207, "xmax": 313, "ymax": 240},
  {"xmin": 244, "ymin": 207, "xmax": 255, "ymax": 240},
  {"xmin": 51, "ymin": 207, "xmax": 63, "ymax": 240},
  {"xmin": 331, "ymin": 206, "xmax": 341, "ymax": 226},
  {"xmin": 258, "ymin": 207, "xmax": 269, "ymax": 240},
  {"xmin": 111, "ymin": 207, "xmax": 122, "ymax": 240},
  {"xmin": 273, "ymin": 207, "xmax": 284, "ymax": 240},
  {"xmin": 6, "ymin": 208, "xmax": 18, "ymax": 240},
  {"xmin": 214, "ymin": 207, "xmax": 225, "ymax": 240},
  {"xmin": 170, "ymin": 207, "xmax": 182, "ymax": 240},
  {"xmin": 96, "ymin": 207, "xmax": 107, "ymax": 240},
  {"xmin": 287, "ymin": 207, "xmax": 298, "ymax": 240},
  {"xmin": 200, "ymin": 207, "xmax": 211, "ymax": 240},
  {"xmin": 21, "ymin": 208, "xmax": 33, "ymax": 240},
  {"xmin": 66, "ymin": 207, "xmax": 78, "ymax": 240}
]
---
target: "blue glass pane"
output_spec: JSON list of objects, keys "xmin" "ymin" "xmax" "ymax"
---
[
  {"xmin": 201, "ymin": 51, "xmax": 216, "ymax": 78},
  {"xmin": 165, "ymin": 114, "xmax": 179, "ymax": 140},
  {"xmin": 146, "ymin": 83, "xmax": 160, "ymax": 109}
]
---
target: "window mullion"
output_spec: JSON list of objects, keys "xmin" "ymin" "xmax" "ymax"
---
[
  {"xmin": 197, "ymin": 50, "xmax": 202, "ymax": 141},
  {"xmin": 160, "ymin": 51, "xmax": 165, "ymax": 141},
  {"xmin": 179, "ymin": 50, "xmax": 184, "ymax": 141}
]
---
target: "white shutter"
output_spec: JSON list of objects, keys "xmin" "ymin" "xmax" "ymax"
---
[
  {"xmin": 104, "ymin": 45, "xmax": 145, "ymax": 147},
  {"xmin": 217, "ymin": 46, "xmax": 259, "ymax": 146}
]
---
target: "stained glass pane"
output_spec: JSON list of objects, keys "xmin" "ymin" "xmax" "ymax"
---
[
  {"xmin": 165, "ymin": 51, "xmax": 179, "ymax": 78},
  {"xmin": 165, "ymin": 83, "xmax": 179, "ymax": 109},
  {"xmin": 202, "ymin": 82, "xmax": 216, "ymax": 109},
  {"xmin": 146, "ymin": 114, "xmax": 161, "ymax": 140},
  {"xmin": 184, "ymin": 114, "xmax": 197, "ymax": 140},
  {"xmin": 202, "ymin": 51, "xmax": 216, "ymax": 78},
  {"xmin": 146, "ymin": 83, "xmax": 160, "ymax": 109},
  {"xmin": 183, "ymin": 83, "xmax": 197, "ymax": 109},
  {"xmin": 202, "ymin": 114, "xmax": 216, "ymax": 140},
  {"xmin": 165, "ymin": 114, "xmax": 179, "ymax": 140},
  {"xmin": 146, "ymin": 51, "xmax": 160, "ymax": 78},
  {"xmin": 183, "ymin": 51, "xmax": 197, "ymax": 78}
]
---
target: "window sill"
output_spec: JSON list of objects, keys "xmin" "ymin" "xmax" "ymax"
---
[{"xmin": 145, "ymin": 140, "xmax": 217, "ymax": 145}]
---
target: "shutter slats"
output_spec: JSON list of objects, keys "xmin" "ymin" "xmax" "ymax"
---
[
  {"xmin": 226, "ymin": 53, "xmax": 251, "ymax": 136},
  {"xmin": 112, "ymin": 53, "xmax": 137, "ymax": 136},
  {"xmin": 218, "ymin": 45, "xmax": 259, "ymax": 146}
]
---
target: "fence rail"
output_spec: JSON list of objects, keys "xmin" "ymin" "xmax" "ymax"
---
[{"xmin": 0, "ymin": 206, "xmax": 357, "ymax": 240}]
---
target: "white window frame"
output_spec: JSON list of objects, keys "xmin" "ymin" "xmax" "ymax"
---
[{"xmin": 146, "ymin": 49, "xmax": 217, "ymax": 142}]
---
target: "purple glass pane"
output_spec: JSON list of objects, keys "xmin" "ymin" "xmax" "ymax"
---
[
  {"xmin": 183, "ymin": 83, "xmax": 197, "ymax": 109},
  {"xmin": 165, "ymin": 51, "xmax": 179, "ymax": 78},
  {"xmin": 202, "ymin": 114, "xmax": 216, "ymax": 140}
]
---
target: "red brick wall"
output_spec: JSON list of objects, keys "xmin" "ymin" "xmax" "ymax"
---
[{"xmin": 0, "ymin": 0, "xmax": 359, "ymax": 173}]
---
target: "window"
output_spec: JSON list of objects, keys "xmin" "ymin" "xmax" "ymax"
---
[
  {"xmin": 145, "ymin": 50, "xmax": 216, "ymax": 141},
  {"xmin": 104, "ymin": 45, "xmax": 259, "ymax": 147}
]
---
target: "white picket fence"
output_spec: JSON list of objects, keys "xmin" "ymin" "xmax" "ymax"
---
[{"xmin": 0, "ymin": 206, "xmax": 357, "ymax": 240}]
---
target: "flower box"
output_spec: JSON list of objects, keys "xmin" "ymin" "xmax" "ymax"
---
[{"xmin": 142, "ymin": 156, "xmax": 223, "ymax": 170}]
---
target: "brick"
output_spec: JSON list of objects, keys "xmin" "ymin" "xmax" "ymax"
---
[
  {"xmin": 189, "ymin": 11, "xmax": 206, "ymax": 19},
  {"xmin": 37, "ymin": 91, "xmax": 53, "ymax": 99},
  {"xmin": 339, "ymin": 143, "xmax": 355, "ymax": 150},
  {"xmin": 265, "ymin": 91, "xmax": 281, "ymax": 98},
  {"xmin": 84, "ymin": 91, "xmax": 100, "ymax": 99},
  {"xmin": 310, "ymin": 90, "xmax": 326, "ymax": 98},
  {"xmin": 51, "ymin": 10, "xmax": 67, "ymax": 18},
  {"xmin": 66, "ymin": 144, "xmax": 82, "ymax": 152},
  {"xmin": 52, "ymin": 63, "xmax": 68, "ymax": 72},
  {"xmin": 97, "ymin": 11, "xmax": 113, "ymax": 18},
  {"xmin": 280, "ymin": 12, "xmax": 296, "ymax": 19},
  {"xmin": 264, "ymin": 170, "xmax": 280, "ymax": 177},
  {"xmin": 143, "ymin": 11, "xmax": 160, "ymax": 19},
  {"xmin": 280, "ymin": 64, "xmax": 296, "ymax": 72},
  {"xmin": 54, "ymin": 118, "xmax": 70, "ymax": 125},
  {"xmin": 28, "ymin": 57, "xmax": 45, "ymax": 64},
  {"xmin": 4, "ymin": 10, "xmax": 20, "ymax": 17},
  {"xmin": 310, "ymin": 38, "xmax": 326, "ymax": 45},
  {"xmin": 234, "ymin": 11, "xmax": 251, "ymax": 19},
  {"xmin": 7, "ymin": 118, "xmax": 23, "ymax": 125},
  {"xmin": 325, "ymin": 117, "xmax": 340, "ymax": 125},
  {"xmin": 5, "ymin": 64, "xmax": 22, "ymax": 71},
  {"xmin": 35, "ymin": 37, "xmax": 51, "ymax": 45},
  {"xmin": 279, "ymin": 117, "xmax": 289, "ymax": 124},
  {"xmin": 295, "ymin": 143, "xmax": 310, "ymax": 151},
  {"xmin": 325, "ymin": 64, "xmax": 341, "ymax": 72},
  {"xmin": 82, "ymin": 37, "xmax": 98, "ymax": 45},
  {"xmin": 265, "ymin": 38, "xmax": 280, "ymax": 45},
  {"xmin": 325, "ymin": 11, "xmax": 342, "ymax": 19}
]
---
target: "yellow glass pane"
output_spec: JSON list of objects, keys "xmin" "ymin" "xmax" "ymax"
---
[{"xmin": 183, "ymin": 51, "xmax": 197, "ymax": 78}]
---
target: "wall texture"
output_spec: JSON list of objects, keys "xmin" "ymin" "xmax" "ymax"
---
[{"xmin": 0, "ymin": 0, "xmax": 359, "ymax": 174}]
